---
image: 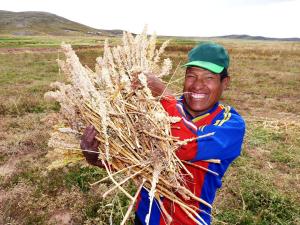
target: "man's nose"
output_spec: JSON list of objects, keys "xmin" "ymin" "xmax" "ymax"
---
[{"xmin": 192, "ymin": 78, "xmax": 205, "ymax": 90}]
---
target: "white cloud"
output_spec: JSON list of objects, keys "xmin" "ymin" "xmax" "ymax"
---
[{"xmin": 220, "ymin": 0, "xmax": 296, "ymax": 7}]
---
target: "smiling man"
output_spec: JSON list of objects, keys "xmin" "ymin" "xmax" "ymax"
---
[
  {"xmin": 183, "ymin": 66, "xmax": 229, "ymax": 116},
  {"xmin": 81, "ymin": 42, "xmax": 246, "ymax": 225},
  {"xmin": 182, "ymin": 42, "xmax": 231, "ymax": 116},
  {"xmin": 134, "ymin": 42, "xmax": 246, "ymax": 225}
]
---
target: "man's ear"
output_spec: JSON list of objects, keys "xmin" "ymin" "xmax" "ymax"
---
[{"xmin": 221, "ymin": 76, "xmax": 230, "ymax": 90}]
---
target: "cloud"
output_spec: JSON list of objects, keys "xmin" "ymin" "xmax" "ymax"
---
[{"xmin": 223, "ymin": 0, "xmax": 296, "ymax": 7}]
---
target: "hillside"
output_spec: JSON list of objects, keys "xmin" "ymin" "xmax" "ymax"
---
[
  {"xmin": 215, "ymin": 34, "xmax": 300, "ymax": 42},
  {"xmin": 1, "ymin": 10, "xmax": 299, "ymax": 42},
  {"xmin": 0, "ymin": 10, "xmax": 123, "ymax": 36}
]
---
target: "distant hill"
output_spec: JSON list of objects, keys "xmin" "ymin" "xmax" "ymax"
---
[
  {"xmin": 1, "ymin": 10, "xmax": 299, "ymax": 41},
  {"xmin": 214, "ymin": 34, "xmax": 300, "ymax": 42},
  {"xmin": 0, "ymin": 10, "xmax": 123, "ymax": 36}
]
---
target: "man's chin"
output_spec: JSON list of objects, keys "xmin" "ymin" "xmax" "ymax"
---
[
  {"xmin": 187, "ymin": 101, "xmax": 208, "ymax": 110},
  {"xmin": 185, "ymin": 105, "xmax": 209, "ymax": 116}
]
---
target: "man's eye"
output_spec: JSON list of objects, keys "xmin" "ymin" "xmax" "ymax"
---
[{"xmin": 186, "ymin": 74, "xmax": 196, "ymax": 78}]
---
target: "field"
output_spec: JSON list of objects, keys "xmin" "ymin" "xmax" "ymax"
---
[{"xmin": 0, "ymin": 35, "xmax": 299, "ymax": 225}]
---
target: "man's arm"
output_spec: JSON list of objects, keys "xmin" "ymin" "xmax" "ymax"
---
[
  {"xmin": 176, "ymin": 111, "xmax": 246, "ymax": 162},
  {"xmin": 146, "ymin": 74, "xmax": 173, "ymax": 97}
]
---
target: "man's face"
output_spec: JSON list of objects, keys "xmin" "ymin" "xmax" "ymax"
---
[{"xmin": 183, "ymin": 67, "xmax": 230, "ymax": 117}]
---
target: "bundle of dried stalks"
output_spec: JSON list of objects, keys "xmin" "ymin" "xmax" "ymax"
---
[{"xmin": 45, "ymin": 28, "xmax": 211, "ymax": 225}]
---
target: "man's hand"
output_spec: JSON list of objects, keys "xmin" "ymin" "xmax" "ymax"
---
[
  {"xmin": 146, "ymin": 73, "xmax": 173, "ymax": 97},
  {"xmin": 80, "ymin": 125, "xmax": 103, "ymax": 167},
  {"xmin": 132, "ymin": 72, "xmax": 173, "ymax": 97}
]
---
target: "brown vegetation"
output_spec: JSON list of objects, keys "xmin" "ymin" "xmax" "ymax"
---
[{"xmin": 0, "ymin": 36, "xmax": 299, "ymax": 224}]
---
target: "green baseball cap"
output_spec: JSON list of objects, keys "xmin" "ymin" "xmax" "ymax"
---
[{"xmin": 183, "ymin": 42, "xmax": 229, "ymax": 74}]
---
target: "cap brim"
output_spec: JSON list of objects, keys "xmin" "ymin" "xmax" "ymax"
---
[{"xmin": 182, "ymin": 61, "xmax": 224, "ymax": 74}]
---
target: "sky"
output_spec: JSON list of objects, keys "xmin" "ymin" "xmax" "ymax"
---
[{"xmin": 1, "ymin": 0, "xmax": 300, "ymax": 38}]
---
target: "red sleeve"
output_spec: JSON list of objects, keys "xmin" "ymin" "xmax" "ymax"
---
[
  {"xmin": 160, "ymin": 95, "xmax": 198, "ymax": 161},
  {"xmin": 160, "ymin": 95, "xmax": 178, "ymax": 116}
]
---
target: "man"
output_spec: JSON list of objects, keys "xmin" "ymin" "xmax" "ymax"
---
[{"xmin": 81, "ymin": 42, "xmax": 245, "ymax": 225}]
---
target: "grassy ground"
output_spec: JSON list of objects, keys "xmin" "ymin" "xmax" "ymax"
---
[{"xmin": 0, "ymin": 36, "xmax": 299, "ymax": 225}]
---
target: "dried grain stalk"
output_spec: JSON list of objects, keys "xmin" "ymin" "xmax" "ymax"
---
[{"xmin": 45, "ymin": 28, "xmax": 213, "ymax": 225}]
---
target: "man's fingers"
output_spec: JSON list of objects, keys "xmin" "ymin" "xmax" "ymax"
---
[
  {"xmin": 92, "ymin": 139, "xmax": 100, "ymax": 150},
  {"xmin": 81, "ymin": 126, "xmax": 99, "ymax": 150},
  {"xmin": 91, "ymin": 128, "xmax": 97, "ymax": 136},
  {"xmin": 83, "ymin": 126, "xmax": 97, "ymax": 143},
  {"xmin": 87, "ymin": 130, "xmax": 97, "ymax": 142},
  {"xmin": 83, "ymin": 125, "xmax": 93, "ymax": 137}
]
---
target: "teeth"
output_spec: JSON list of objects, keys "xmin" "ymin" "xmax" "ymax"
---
[{"xmin": 191, "ymin": 93, "xmax": 206, "ymax": 99}]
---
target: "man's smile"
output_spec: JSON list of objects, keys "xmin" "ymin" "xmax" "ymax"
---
[{"xmin": 190, "ymin": 93, "xmax": 207, "ymax": 100}]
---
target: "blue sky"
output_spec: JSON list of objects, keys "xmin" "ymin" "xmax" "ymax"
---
[{"xmin": 1, "ymin": 0, "xmax": 300, "ymax": 38}]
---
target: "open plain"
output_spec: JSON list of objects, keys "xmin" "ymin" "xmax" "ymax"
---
[{"xmin": 0, "ymin": 36, "xmax": 299, "ymax": 225}]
